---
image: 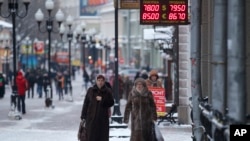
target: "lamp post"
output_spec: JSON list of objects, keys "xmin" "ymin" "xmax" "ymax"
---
[
  {"xmin": 60, "ymin": 15, "xmax": 73, "ymax": 99},
  {"xmin": 0, "ymin": 0, "xmax": 30, "ymax": 119},
  {"xmin": 103, "ymin": 38, "xmax": 110, "ymax": 74},
  {"xmin": 76, "ymin": 22, "xmax": 86, "ymax": 71},
  {"xmin": 24, "ymin": 36, "xmax": 31, "ymax": 71},
  {"xmin": 35, "ymin": 0, "xmax": 64, "ymax": 99},
  {"xmin": 110, "ymin": 0, "xmax": 127, "ymax": 128},
  {"xmin": 16, "ymin": 35, "xmax": 21, "ymax": 67},
  {"xmin": 33, "ymin": 38, "xmax": 39, "ymax": 69}
]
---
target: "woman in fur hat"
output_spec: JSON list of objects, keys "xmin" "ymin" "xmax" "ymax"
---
[
  {"xmin": 124, "ymin": 78, "xmax": 157, "ymax": 141},
  {"xmin": 146, "ymin": 70, "xmax": 163, "ymax": 88}
]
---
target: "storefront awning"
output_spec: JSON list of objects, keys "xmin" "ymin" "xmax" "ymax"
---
[{"xmin": 0, "ymin": 20, "xmax": 12, "ymax": 28}]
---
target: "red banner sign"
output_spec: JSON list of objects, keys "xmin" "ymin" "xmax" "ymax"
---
[
  {"xmin": 148, "ymin": 87, "xmax": 166, "ymax": 116},
  {"xmin": 33, "ymin": 41, "xmax": 44, "ymax": 55}
]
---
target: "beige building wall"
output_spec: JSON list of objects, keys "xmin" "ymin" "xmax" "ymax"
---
[{"xmin": 178, "ymin": 25, "xmax": 191, "ymax": 124}]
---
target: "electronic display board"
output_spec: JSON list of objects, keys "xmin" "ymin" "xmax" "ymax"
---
[{"xmin": 140, "ymin": 0, "xmax": 189, "ymax": 25}]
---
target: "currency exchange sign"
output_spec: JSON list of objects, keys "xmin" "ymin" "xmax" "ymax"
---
[{"xmin": 140, "ymin": 0, "xmax": 189, "ymax": 25}]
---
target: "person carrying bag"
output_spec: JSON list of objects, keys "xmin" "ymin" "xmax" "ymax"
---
[
  {"xmin": 78, "ymin": 119, "xmax": 87, "ymax": 141},
  {"xmin": 152, "ymin": 121, "xmax": 164, "ymax": 141}
]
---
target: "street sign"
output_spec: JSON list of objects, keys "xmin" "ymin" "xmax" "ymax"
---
[
  {"xmin": 120, "ymin": 0, "xmax": 140, "ymax": 9},
  {"xmin": 140, "ymin": 0, "xmax": 189, "ymax": 25}
]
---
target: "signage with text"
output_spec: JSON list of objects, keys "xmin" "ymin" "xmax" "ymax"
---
[
  {"xmin": 140, "ymin": 0, "xmax": 189, "ymax": 25},
  {"xmin": 148, "ymin": 87, "xmax": 166, "ymax": 116},
  {"xmin": 120, "ymin": 0, "xmax": 140, "ymax": 9}
]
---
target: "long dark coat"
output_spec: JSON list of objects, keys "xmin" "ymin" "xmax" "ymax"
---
[
  {"xmin": 124, "ymin": 87, "xmax": 157, "ymax": 141},
  {"xmin": 80, "ymin": 84, "xmax": 114, "ymax": 141}
]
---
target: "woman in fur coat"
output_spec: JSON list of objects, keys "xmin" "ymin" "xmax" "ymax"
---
[
  {"xmin": 80, "ymin": 74, "xmax": 114, "ymax": 141},
  {"xmin": 124, "ymin": 78, "xmax": 158, "ymax": 141}
]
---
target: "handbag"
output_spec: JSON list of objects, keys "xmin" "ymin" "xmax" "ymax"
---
[
  {"xmin": 78, "ymin": 120, "xmax": 87, "ymax": 141},
  {"xmin": 153, "ymin": 122, "xmax": 164, "ymax": 141}
]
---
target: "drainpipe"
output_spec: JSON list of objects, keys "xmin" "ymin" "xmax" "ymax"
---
[
  {"xmin": 190, "ymin": 0, "xmax": 203, "ymax": 140},
  {"xmin": 227, "ymin": 0, "xmax": 246, "ymax": 124},
  {"xmin": 211, "ymin": 0, "xmax": 227, "ymax": 140},
  {"xmin": 127, "ymin": 10, "xmax": 131, "ymax": 66}
]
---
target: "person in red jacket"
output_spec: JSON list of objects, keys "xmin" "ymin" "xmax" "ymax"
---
[{"xmin": 16, "ymin": 71, "xmax": 28, "ymax": 114}]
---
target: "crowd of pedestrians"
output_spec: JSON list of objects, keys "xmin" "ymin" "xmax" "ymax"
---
[{"xmin": 0, "ymin": 65, "xmax": 79, "ymax": 114}]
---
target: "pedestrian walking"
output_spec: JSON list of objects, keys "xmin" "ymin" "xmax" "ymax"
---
[
  {"xmin": 123, "ymin": 75, "xmax": 133, "ymax": 100},
  {"xmin": 63, "ymin": 71, "xmax": 71, "ymax": 95},
  {"xmin": 27, "ymin": 70, "xmax": 36, "ymax": 98},
  {"xmin": 146, "ymin": 70, "xmax": 163, "ymax": 88},
  {"xmin": 83, "ymin": 69, "xmax": 90, "ymax": 90},
  {"xmin": 140, "ymin": 70, "xmax": 149, "ymax": 80},
  {"xmin": 0, "ymin": 72, "xmax": 5, "ymax": 99},
  {"xmin": 36, "ymin": 72, "xmax": 43, "ymax": 98},
  {"xmin": 134, "ymin": 71, "xmax": 141, "ymax": 81},
  {"xmin": 42, "ymin": 73, "xmax": 51, "ymax": 98},
  {"xmin": 124, "ymin": 78, "xmax": 158, "ymax": 141},
  {"xmin": 56, "ymin": 73, "xmax": 64, "ymax": 100},
  {"xmin": 16, "ymin": 71, "xmax": 28, "ymax": 114},
  {"xmin": 80, "ymin": 74, "xmax": 114, "ymax": 141}
]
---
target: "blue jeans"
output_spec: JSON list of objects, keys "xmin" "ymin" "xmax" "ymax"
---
[{"xmin": 37, "ymin": 85, "xmax": 42, "ymax": 98}]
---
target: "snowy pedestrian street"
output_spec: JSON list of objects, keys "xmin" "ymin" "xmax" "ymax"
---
[{"xmin": 0, "ymin": 73, "xmax": 192, "ymax": 141}]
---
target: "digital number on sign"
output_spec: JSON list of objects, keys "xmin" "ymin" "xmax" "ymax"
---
[
  {"xmin": 140, "ymin": 0, "xmax": 189, "ymax": 25},
  {"xmin": 144, "ymin": 4, "xmax": 160, "ymax": 11},
  {"xmin": 170, "ymin": 4, "xmax": 186, "ymax": 12}
]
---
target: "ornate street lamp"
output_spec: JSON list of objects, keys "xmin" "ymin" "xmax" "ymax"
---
[
  {"xmin": 60, "ymin": 15, "xmax": 73, "ymax": 100},
  {"xmin": 32, "ymin": 38, "xmax": 39, "ymax": 69},
  {"xmin": 24, "ymin": 36, "xmax": 31, "ymax": 71},
  {"xmin": 76, "ymin": 22, "xmax": 87, "ymax": 70},
  {"xmin": 35, "ymin": 0, "xmax": 64, "ymax": 100},
  {"xmin": 0, "ymin": 0, "xmax": 30, "ymax": 120}
]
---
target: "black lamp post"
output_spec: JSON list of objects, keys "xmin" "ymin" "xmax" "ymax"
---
[
  {"xmin": 0, "ymin": 0, "xmax": 30, "ymax": 119},
  {"xmin": 59, "ymin": 15, "xmax": 73, "ymax": 99},
  {"xmin": 32, "ymin": 38, "xmax": 39, "ymax": 69},
  {"xmin": 110, "ymin": 0, "xmax": 127, "ymax": 128},
  {"xmin": 103, "ymin": 39, "xmax": 110, "ymax": 74},
  {"xmin": 24, "ymin": 36, "xmax": 31, "ymax": 71},
  {"xmin": 35, "ymin": 0, "xmax": 64, "ymax": 99},
  {"xmin": 75, "ymin": 22, "xmax": 87, "ymax": 70}
]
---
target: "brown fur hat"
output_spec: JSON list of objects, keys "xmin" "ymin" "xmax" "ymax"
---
[
  {"xmin": 149, "ymin": 70, "xmax": 159, "ymax": 79},
  {"xmin": 134, "ymin": 78, "xmax": 147, "ymax": 87}
]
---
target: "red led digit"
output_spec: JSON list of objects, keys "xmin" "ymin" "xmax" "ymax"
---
[
  {"xmin": 178, "ymin": 5, "xmax": 186, "ymax": 11},
  {"xmin": 170, "ymin": 4, "xmax": 186, "ymax": 12},
  {"xmin": 168, "ymin": 13, "xmax": 178, "ymax": 20},
  {"xmin": 178, "ymin": 13, "xmax": 186, "ymax": 20},
  {"xmin": 142, "ymin": 13, "xmax": 159, "ymax": 20},
  {"xmin": 144, "ymin": 4, "xmax": 160, "ymax": 11}
]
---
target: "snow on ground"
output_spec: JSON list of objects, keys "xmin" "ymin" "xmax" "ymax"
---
[{"xmin": 0, "ymin": 70, "xmax": 192, "ymax": 141}]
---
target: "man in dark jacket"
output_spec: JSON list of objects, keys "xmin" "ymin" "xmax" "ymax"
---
[
  {"xmin": 80, "ymin": 74, "xmax": 114, "ymax": 141},
  {"xmin": 27, "ymin": 70, "xmax": 36, "ymax": 98},
  {"xmin": 42, "ymin": 73, "xmax": 51, "ymax": 98},
  {"xmin": 36, "ymin": 72, "xmax": 43, "ymax": 98}
]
